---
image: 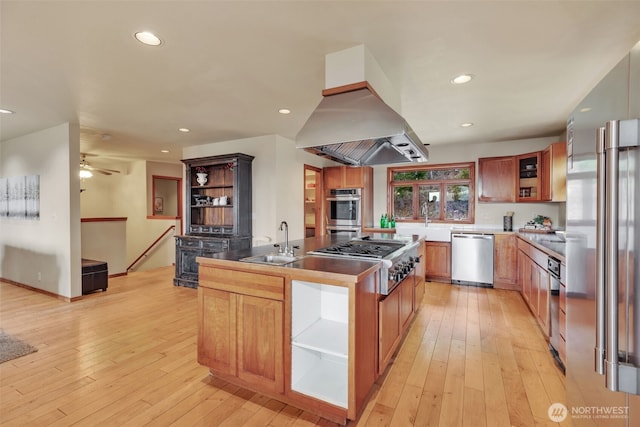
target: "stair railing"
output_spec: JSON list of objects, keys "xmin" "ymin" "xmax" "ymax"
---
[{"xmin": 127, "ymin": 225, "xmax": 176, "ymax": 271}]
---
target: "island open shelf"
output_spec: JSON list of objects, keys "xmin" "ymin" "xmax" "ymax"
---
[
  {"xmin": 291, "ymin": 279, "xmax": 349, "ymax": 408},
  {"xmin": 291, "ymin": 347, "xmax": 347, "ymax": 408}
]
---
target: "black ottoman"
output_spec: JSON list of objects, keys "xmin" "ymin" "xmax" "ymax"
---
[{"xmin": 82, "ymin": 259, "xmax": 108, "ymax": 294}]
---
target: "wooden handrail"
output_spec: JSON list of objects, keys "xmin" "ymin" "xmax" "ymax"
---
[{"xmin": 127, "ymin": 225, "xmax": 176, "ymax": 271}]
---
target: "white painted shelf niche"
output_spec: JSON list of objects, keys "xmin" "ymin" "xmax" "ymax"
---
[{"xmin": 291, "ymin": 280, "xmax": 349, "ymax": 409}]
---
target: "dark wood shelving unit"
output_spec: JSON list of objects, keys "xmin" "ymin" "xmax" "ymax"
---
[{"xmin": 174, "ymin": 153, "xmax": 254, "ymax": 288}]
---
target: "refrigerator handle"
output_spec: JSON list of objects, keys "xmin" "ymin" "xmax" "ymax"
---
[
  {"xmin": 604, "ymin": 120, "xmax": 620, "ymax": 392},
  {"xmin": 604, "ymin": 119, "xmax": 640, "ymax": 395},
  {"xmin": 594, "ymin": 127, "xmax": 606, "ymax": 376}
]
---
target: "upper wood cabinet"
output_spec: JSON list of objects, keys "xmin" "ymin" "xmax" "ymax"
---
[
  {"xmin": 323, "ymin": 166, "xmax": 372, "ymax": 190},
  {"xmin": 516, "ymin": 151, "xmax": 542, "ymax": 202},
  {"xmin": 477, "ymin": 156, "xmax": 516, "ymax": 202},
  {"xmin": 540, "ymin": 142, "xmax": 567, "ymax": 202},
  {"xmin": 323, "ymin": 165, "xmax": 374, "ymax": 228},
  {"xmin": 478, "ymin": 143, "xmax": 566, "ymax": 204}
]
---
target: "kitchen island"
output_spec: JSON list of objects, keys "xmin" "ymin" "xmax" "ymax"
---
[{"xmin": 196, "ymin": 233, "xmax": 420, "ymax": 425}]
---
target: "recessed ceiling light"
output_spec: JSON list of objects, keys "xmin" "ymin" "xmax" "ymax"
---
[
  {"xmin": 134, "ymin": 31, "xmax": 162, "ymax": 46},
  {"xmin": 451, "ymin": 74, "xmax": 474, "ymax": 85},
  {"xmin": 579, "ymin": 107, "xmax": 592, "ymax": 113},
  {"xmin": 278, "ymin": 108, "xmax": 291, "ymax": 114},
  {"xmin": 0, "ymin": 108, "xmax": 15, "ymax": 114},
  {"xmin": 460, "ymin": 122, "xmax": 474, "ymax": 128},
  {"xmin": 161, "ymin": 150, "xmax": 169, "ymax": 153},
  {"xmin": 178, "ymin": 128, "xmax": 190, "ymax": 133}
]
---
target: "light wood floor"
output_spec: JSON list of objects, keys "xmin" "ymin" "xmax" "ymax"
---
[{"xmin": 0, "ymin": 267, "xmax": 569, "ymax": 426}]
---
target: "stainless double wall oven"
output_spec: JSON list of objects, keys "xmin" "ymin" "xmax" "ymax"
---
[{"xmin": 326, "ymin": 188, "xmax": 361, "ymax": 233}]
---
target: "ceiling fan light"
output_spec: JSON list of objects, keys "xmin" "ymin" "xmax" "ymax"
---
[{"xmin": 79, "ymin": 170, "xmax": 93, "ymax": 179}]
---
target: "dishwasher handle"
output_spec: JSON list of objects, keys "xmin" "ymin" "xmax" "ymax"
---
[{"xmin": 452, "ymin": 233, "xmax": 494, "ymax": 240}]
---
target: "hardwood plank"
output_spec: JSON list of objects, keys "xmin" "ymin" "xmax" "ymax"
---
[
  {"xmin": 0, "ymin": 272, "xmax": 569, "ymax": 427},
  {"xmin": 462, "ymin": 387, "xmax": 486, "ymax": 427}
]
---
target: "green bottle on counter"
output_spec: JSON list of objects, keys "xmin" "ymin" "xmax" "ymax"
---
[
  {"xmin": 390, "ymin": 215, "xmax": 396, "ymax": 228},
  {"xmin": 380, "ymin": 213, "xmax": 388, "ymax": 228}
]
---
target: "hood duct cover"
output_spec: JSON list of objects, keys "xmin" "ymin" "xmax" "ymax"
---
[{"xmin": 296, "ymin": 87, "xmax": 429, "ymax": 166}]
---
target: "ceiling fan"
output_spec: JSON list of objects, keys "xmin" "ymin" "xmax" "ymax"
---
[{"xmin": 80, "ymin": 154, "xmax": 121, "ymax": 176}]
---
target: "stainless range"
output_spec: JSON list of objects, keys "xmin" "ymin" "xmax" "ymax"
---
[{"xmin": 308, "ymin": 237, "xmax": 420, "ymax": 295}]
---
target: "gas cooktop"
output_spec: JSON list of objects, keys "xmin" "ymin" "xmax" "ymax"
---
[{"xmin": 308, "ymin": 240, "xmax": 405, "ymax": 260}]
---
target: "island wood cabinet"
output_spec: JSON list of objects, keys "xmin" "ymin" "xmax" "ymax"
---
[
  {"xmin": 175, "ymin": 153, "xmax": 253, "ymax": 288},
  {"xmin": 197, "ymin": 259, "xmax": 380, "ymax": 425},
  {"xmin": 517, "ymin": 237, "xmax": 550, "ymax": 337},
  {"xmin": 425, "ymin": 241, "xmax": 451, "ymax": 282},
  {"xmin": 198, "ymin": 266, "xmax": 284, "ymax": 394},
  {"xmin": 378, "ymin": 275, "xmax": 415, "ymax": 374},
  {"xmin": 493, "ymin": 234, "xmax": 518, "ymax": 290},
  {"xmin": 478, "ymin": 156, "xmax": 516, "ymax": 202}
]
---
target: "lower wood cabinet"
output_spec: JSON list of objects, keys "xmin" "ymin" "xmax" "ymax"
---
[
  {"xmin": 378, "ymin": 276, "xmax": 415, "ymax": 374},
  {"xmin": 198, "ymin": 266, "xmax": 284, "ymax": 394},
  {"xmin": 425, "ymin": 241, "xmax": 451, "ymax": 281},
  {"xmin": 378, "ymin": 287, "xmax": 400, "ymax": 373},
  {"xmin": 493, "ymin": 234, "xmax": 518, "ymax": 290},
  {"xmin": 517, "ymin": 238, "xmax": 550, "ymax": 337}
]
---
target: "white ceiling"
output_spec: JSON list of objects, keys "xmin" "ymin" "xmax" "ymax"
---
[{"xmin": 2, "ymin": 1, "xmax": 640, "ymax": 167}]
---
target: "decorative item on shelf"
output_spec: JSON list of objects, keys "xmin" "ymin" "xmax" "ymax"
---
[
  {"xmin": 526, "ymin": 214, "xmax": 553, "ymax": 231},
  {"xmin": 195, "ymin": 166, "xmax": 208, "ymax": 186},
  {"xmin": 225, "ymin": 162, "xmax": 235, "ymax": 170}
]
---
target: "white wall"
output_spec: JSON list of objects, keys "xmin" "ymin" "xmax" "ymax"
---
[
  {"xmin": 371, "ymin": 136, "xmax": 566, "ymax": 229},
  {"xmin": 81, "ymin": 220, "xmax": 127, "ymax": 274},
  {"xmin": 183, "ymin": 135, "xmax": 331, "ymax": 245},
  {"xmin": 79, "ymin": 159, "xmax": 181, "ymax": 272},
  {"xmin": 0, "ymin": 123, "xmax": 82, "ymax": 298}
]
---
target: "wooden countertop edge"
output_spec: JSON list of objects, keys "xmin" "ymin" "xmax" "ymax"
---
[{"xmin": 197, "ymin": 256, "xmax": 381, "ymax": 285}]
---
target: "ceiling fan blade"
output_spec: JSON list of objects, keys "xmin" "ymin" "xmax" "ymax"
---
[{"xmin": 94, "ymin": 169, "xmax": 112, "ymax": 176}]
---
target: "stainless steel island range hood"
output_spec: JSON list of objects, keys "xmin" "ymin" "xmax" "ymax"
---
[{"xmin": 295, "ymin": 84, "xmax": 429, "ymax": 166}]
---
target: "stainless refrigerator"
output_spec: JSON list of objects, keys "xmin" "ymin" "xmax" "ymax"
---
[{"xmin": 565, "ymin": 41, "xmax": 640, "ymax": 425}]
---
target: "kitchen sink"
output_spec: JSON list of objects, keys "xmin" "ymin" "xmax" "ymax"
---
[{"xmin": 239, "ymin": 254, "xmax": 304, "ymax": 266}]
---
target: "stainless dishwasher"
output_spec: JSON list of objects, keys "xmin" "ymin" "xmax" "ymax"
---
[{"xmin": 451, "ymin": 233, "xmax": 494, "ymax": 287}]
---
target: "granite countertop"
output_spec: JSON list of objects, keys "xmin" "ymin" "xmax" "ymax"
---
[
  {"xmin": 517, "ymin": 232, "xmax": 566, "ymax": 260},
  {"xmin": 197, "ymin": 233, "xmax": 421, "ymax": 281}
]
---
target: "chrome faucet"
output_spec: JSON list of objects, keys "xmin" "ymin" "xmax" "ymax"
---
[
  {"xmin": 423, "ymin": 203, "xmax": 432, "ymax": 227},
  {"xmin": 279, "ymin": 221, "xmax": 290, "ymax": 255}
]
